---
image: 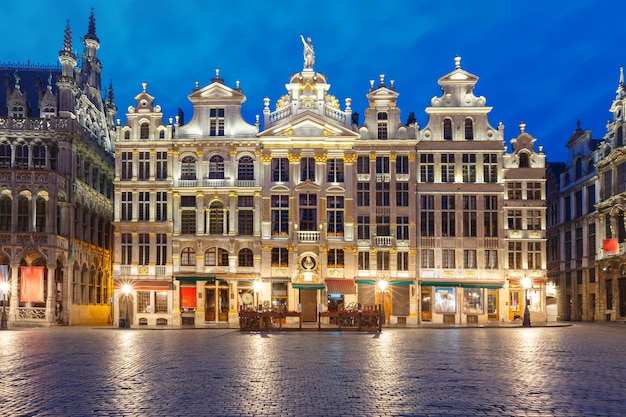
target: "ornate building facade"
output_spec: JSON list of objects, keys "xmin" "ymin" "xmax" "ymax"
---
[
  {"xmin": 112, "ymin": 44, "xmax": 548, "ymax": 327},
  {"xmin": 0, "ymin": 12, "xmax": 116, "ymax": 326}
]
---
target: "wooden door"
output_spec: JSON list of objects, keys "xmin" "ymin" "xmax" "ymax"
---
[
  {"xmin": 487, "ymin": 290, "xmax": 498, "ymax": 321},
  {"xmin": 421, "ymin": 288, "xmax": 432, "ymax": 321},
  {"xmin": 300, "ymin": 289, "xmax": 317, "ymax": 322},
  {"xmin": 205, "ymin": 289, "xmax": 216, "ymax": 321}
]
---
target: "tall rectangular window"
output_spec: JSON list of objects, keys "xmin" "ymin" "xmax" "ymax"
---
[
  {"xmin": 396, "ymin": 216, "xmax": 409, "ymax": 241},
  {"xmin": 377, "ymin": 251, "xmax": 390, "ymax": 270},
  {"xmin": 138, "ymin": 291, "xmax": 150, "ymax": 313},
  {"xmin": 181, "ymin": 210, "xmax": 196, "ymax": 234},
  {"xmin": 484, "ymin": 196, "xmax": 498, "ymax": 237},
  {"xmin": 588, "ymin": 223, "xmax": 596, "ymax": 258},
  {"xmin": 121, "ymin": 152, "xmax": 132, "ymax": 180},
  {"xmin": 139, "ymin": 233, "xmax": 149, "ymax": 266},
  {"xmin": 209, "ymin": 108, "xmax": 225, "ymax": 136},
  {"xmin": 121, "ymin": 192, "xmax": 132, "ymax": 221},
  {"xmin": 300, "ymin": 157, "xmax": 315, "ymax": 181},
  {"xmin": 462, "ymin": 154, "xmax": 476, "ymax": 183},
  {"xmin": 420, "ymin": 154, "xmax": 434, "ymax": 183},
  {"xmin": 156, "ymin": 233, "xmax": 167, "ymax": 266},
  {"xmin": 575, "ymin": 227, "xmax": 583, "ymax": 259},
  {"xmin": 396, "ymin": 155, "xmax": 409, "ymax": 174},
  {"xmin": 327, "ymin": 196, "xmax": 344, "ymax": 235},
  {"xmin": 156, "ymin": 192, "xmax": 167, "ymax": 222},
  {"xmin": 357, "ymin": 156, "xmax": 370, "ymax": 174},
  {"xmin": 507, "ymin": 182, "xmax": 522, "ymax": 199},
  {"xmin": 564, "ymin": 196, "xmax": 572, "ymax": 222},
  {"xmin": 463, "ymin": 196, "xmax": 477, "ymax": 237},
  {"xmin": 376, "ymin": 215, "xmax": 390, "ymax": 236},
  {"xmin": 121, "ymin": 233, "xmax": 132, "ymax": 265},
  {"xmin": 442, "ymin": 249, "xmax": 455, "ymax": 269},
  {"xmin": 357, "ymin": 216, "xmax": 370, "ymax": 240},
  {"xmin": 376, "ymin": 156, "xmax": 390, "ymax": 174},
  {"xmin": 299, "ymin": 193, "xmax": 317, "ymax": 231},
  {"xmin": 484, "ymin": 249, "xmax": 498, "ymax": 269},
  {"xmin": 238, "ymin": 196, "xmax": 254, "ymax": 236},
  {"xmin": 328, "ymin": 249, "xmax": 344, "ymax": 268},
  {"xmin": 604, "ymin": 169, "xmax": 613, "ymax": 200},
  {"xmin": 271, "ymin": 247, "xmax": 289, "ymax": 267},
  {"xmin": 463, "ymin": 249, "xmax": 477, "ymax": 269},
  {"xmin": 271, "ymin": 195, "xmax": 289, "ymax": 236},
  {"xmin": 377, "ymin": 112, "xmax": 388, "ymax": 139},
  {"xmin": 420, "ymin": 195, "xmax": 435, "ymax": 237},
  {"xmin": 441, "ymin": 196, "xmax": 455, "ymax": 237},
  {"xmin": 508, "ymin": 242, "xmax": 522, "ymax": 269},
  {"xmin": 155, "ymin": 291, "xmax": 168, "ymax": 313},
  {"xmin": 483, "ymin": 154, "xmax": 497, "ymax": 183},
  {"xmin": 527, "ymin": 210, "xmax": 542, "ymax": 231},
  {"xmin": 575, "ymin": 190, "xmax": 583, "ymax": 218},
  {"xmin": 397, "ymin": 251, "xmax": 409, "ymax": 271},
  {"xmin": 528, "ymin": 242, "xmax": 542, "ymax": 270},
  {"xmin": 441, "ymin": 154, "xmax": 455, "ymax": 183},
  {"xmin": 420, "ymin": 249, "xmax": 435, "ymax": 268},
  {"xmin": 138, "ymin": 192, "xmax": 150, "ymax": 221},
  {"xmin": 376, "ymin": 182, "xmax": 390, "ymax": 206},
  {"xmin": 508, "ymin": 210, "xmax": 522, "ymax": 230},
  {"xmin": 327, "ymin": 159, "xmax": 344, "ymax": 183},
  {"xmin": 357, "ymin": 182, "xmax": 370, "ymax": 206},
  {"xmin": 565, "ymin": 231, "xmax": 572, "ymax": 261},
  {"xmin": 358, "ymin": 251, "xmax": 370, "ymax": 270},
  {"xmin": 138, "ymin": 152, "xmax": 150, "ymax": 180},
  {"xmin": 271, "ymin": 158, "xmax": 289, "ymax": 182},
  {"xmin": 527, "ymin": 182, "xmax": 541, "ymax": 200},
  {"xmin": 587, "ymin": 184, "xmax": 596, "ymax": 213},
  {"xmin": 156, "ymin": 151, "xmax": 167, "ymax": 180},
  {"xmin": 396, "ymin": 182, "xmax": 409, "ymax": 207}
]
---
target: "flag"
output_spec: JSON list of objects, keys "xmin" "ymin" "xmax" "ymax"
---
[{"xmin": 20, "ymin": 266, "xmax": 44, "ymax": 303}]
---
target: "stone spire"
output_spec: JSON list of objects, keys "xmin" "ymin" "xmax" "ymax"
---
[{"xmin": 85, "ymin": 8, "xmax": 99, "ymax": 43}]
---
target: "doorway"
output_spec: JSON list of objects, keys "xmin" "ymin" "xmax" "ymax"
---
[
  {"xmin": 487, "ymin": 290, "xmax": 498, "ymax": 321},
  {"xmin": 421, "ymin": 288, "xmax": 432, "ymax": 321},
  {"xmin": 300, "ymin": 289, "xmax": 317, "ymax": 322},
  {"xmin": 206, "ymin": 283, "xmax": 229, "ymax": 322},
  {"xmin": 619, "ymin": 278, "xmax": 626, "ymax": 318}
]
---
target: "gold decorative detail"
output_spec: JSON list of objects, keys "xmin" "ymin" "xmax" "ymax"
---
[
  {"xmin": 389, "ymin": 153, "xmax": 397, "ymax": 161},
  {"xmin": 229, "ymin": 149, "xmax": 237, "ymax": 156},
  {"xmin": 314, "ymin": 153, "xmax": 327, "ymax": 163},
  {"xmin": 254, "ymin": 149, "xmax": 262, "ymax": 156},
  {"xmin": 281, "ymin": 128, "xmax": 294, "ymax": 136},
  {"xmin": 408, "ymin": 153, "xmax": 416, "ymax": 161},
  {"xmin": 343, "ymin": 154, "xmax": 357, "ymax": 164},
  {"xmin": 322, "ymin": 129, "xmax": 334, "ymax": 136},
  {"xmin": 369, "ymin": 152, "xmax": 377, "ymax": 161},
  {"xmin": 261, "ymin": 154, "xmax": 273, "ymax": 163},
  {"xmin": 326, "ymin": 94, "xmax": 339, "ymax": 109},
  {"xmin": 288, "ymin": 153, "xmax": 301, "ymax": 163}
]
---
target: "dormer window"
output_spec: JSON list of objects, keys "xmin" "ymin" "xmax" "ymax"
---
[
  {"xmin": 519, "ymin": 153, "xmax": 529, "ymax": 168},
  {"xmin": 11, "ymin": 103, "xmax": 25, "ymax": 118},
  {"xmin": 140, "ymin": 123, "xmax": 149, "ymax": 139},
  {"xmin": 464, "ymin": 118, "xmax": 474, "ymax": 140},
  {"xmin": 443, "ymin": 118, "xmax": 452, "ymax": 140},
  {"xmin": 377, "ymin": 112, "xmax": 388, "ymax": 139},
  {"xmin": 575, "ymin": 158, "xmax": 582, "ymax": 180},
  {"xmin": 210, "ymin": 108, "xmax": 225, "ymax": 136}
]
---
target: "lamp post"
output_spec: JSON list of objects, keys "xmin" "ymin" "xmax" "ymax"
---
[
  {"xmin": 0, "ymin": 280, "xmax": 9, "ymax": 330},
  {"xmin": 521, "ymin": 277, "xmax": 532, "ymax": 327},
  {"xmin": 122, "ymin": 284, "xmax": 132, "ymax": 329},
  {"xmin": 377, "ymin": 279, "xmax": 388, "ymax": 326},
  {"xmin": 253, "ymin": 280, "xmax": 263, "ymax": 311}
]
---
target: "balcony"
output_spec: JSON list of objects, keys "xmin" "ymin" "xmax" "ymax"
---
[
  {"xmin": 376, "ymin": 173, "xmax": 391, "ymax": 183},
  {"xmin": 375, "ymin": 235, "xmax": 394, "ymax": 247},
  {"xmin": 297, "ymin": 231, "xmax": 320, "ymax": 242}
]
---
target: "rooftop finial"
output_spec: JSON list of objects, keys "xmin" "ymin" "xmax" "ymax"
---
[
  {"xmin": 379, "ymin": 73, "xmax": 385, "ymax": 88},
  {"xmin": 454, "ymin": 55, "xmax": 461, "ymax": 69},
  {"xmin": 519, "ymin": 121, "xmax": 526, "ymax": 133},
  {"xmin": 86, "ymin": 8, "xmax": 99, "ymax": 42},
  {"xmin": 142, "ymin": 82, "xmax": 147, "ymax": 92},
  {"xmin": 108, "ymin": 79, "xmax": 115, "ymax": 104},
  {"xmin": 620, "ymin": 66, "xmax": 624, "ymax": 86},
  {"xmin": 63, "ymin": 20, "xmax": 72, "ymax": 52}
]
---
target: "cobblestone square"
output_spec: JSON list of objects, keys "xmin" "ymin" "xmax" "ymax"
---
[{"xmin": 1, "ymin": 324, "xmax": 625, "ymax": 416}]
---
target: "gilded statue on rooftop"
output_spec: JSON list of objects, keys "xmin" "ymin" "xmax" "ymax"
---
[{"xmin": 300, "ymin": 35, "xmax": 315, "ymax": 69}]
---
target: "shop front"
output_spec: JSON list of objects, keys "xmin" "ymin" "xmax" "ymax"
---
[{"xmin": 420, "ymin": 282, "xmax": 503, "ymax": 325}]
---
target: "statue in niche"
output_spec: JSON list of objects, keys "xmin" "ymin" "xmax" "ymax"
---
[{"xmin": 300, "ymin": 35, "xmax": 315, "ymax": 69}]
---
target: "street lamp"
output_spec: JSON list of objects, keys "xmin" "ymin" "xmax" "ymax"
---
[
  {"xmin": 122, "ymin": 284, "xmax": 132, "ymax": 329},
  {"xmin": 0, "ymin": 280, "xmax": 9, "ymax": 330},
  {"xmin": 377, "ymin": 279, "xmax": 388, "ymax": 326},
  {"xmin": 521, "ymin": 277, "xmax": 532, "ymax": 327},
  {"xmin": 253, "ymin": 280, "xmax": 263, "ymax": 311}
]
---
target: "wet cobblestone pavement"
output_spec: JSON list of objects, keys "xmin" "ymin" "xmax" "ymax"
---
[{"xmin": 1, "ymin": 323, "xmax": 626, "ymax": 416}]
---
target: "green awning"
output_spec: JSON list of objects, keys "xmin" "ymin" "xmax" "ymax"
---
[
  {"xmin": 292, "ymin": 284, "xmax": 325, "ymax": 290},
  {"xmin": 420, "ymin": 281, "xmax": 503, "ymax": 289},
  {"xmin": 175, "ymin": 274, "xmax": 215, "ymax": 282}
]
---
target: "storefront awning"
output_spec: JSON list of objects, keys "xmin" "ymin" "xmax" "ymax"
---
[
  {"xmin": 420, "ymin": 281, "xmax": 503, "ymax": 289},
  {"xmin": 292, "ymin": 284, "xmax": 325, "ymax": 290},
  {"xmin": 175, "ymin": 274, "xmax": 215, "ymax": 282},
  {"xmin": 326, "ymin": 279, "xmax": 356, "ymax": 294}
]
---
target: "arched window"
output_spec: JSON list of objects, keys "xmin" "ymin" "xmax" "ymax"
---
[
  {"xmin": 209, "ymin": 155, "xmax": 225, "ymax": 179},
  {"xmin": 464, "ymin": 118, "xmax": 473, "ymax": 140},
  {"xmin": 35, "ymin": 195, "xmax": 47, "ymax": 232},
  {"xmin": 575, "ymin": 158, "xmax": 582, "ymax": 179},
  {"xmin": 124, "ymin": 130, "xmax": 130, "ymax": 140},
  {"xmin": 587, "ymin": 160, "xmax": 594, "ymax": 175},
  {"xmin": 181, "ymin": 247, "xmax": 196, "ymax": 266},
  {"xmin": 181, "ymin": 156, "xmax": 197, "ymax": 180},
  {"xmin": 17, "ymin": 194, "xmax": 30, "ymax": 232},
  {"xmin": 443, "ymin": 118, "xmax": 452, "ymax": 140},
  {"xmin": 238, "ymin": 156, "xmax": 254, "ymax": 181},
  {"xmin": 0, "ymin": 143, "xmax": 11, "ymax": 169},
  {"xmin": 239, "ymin": 248, "xmax": 254, "ymax": 267},
  {"xmin": 159, "ymin": 129, "xmax": 165, "ymax": 139},
  {"xmin": 0, "ymin": 194, "xmax": 11, "ymax": 232},
  {"xmin": 15, "ymin": 143, "xmax": 28, "ymax": 169},
  {"xmin": 208, "ymin": 201, "xmax": 225, "ymax": 234},
  {"xmin": 32, "ymin": 143, "xmax": 46, "ymax": 169},
  {"xmin": 140, "ymin": 123, "xmax": 149, "ymax": 139},
  {"xmin": 519, "ymin": 153, "xmax": 529, "ymax": 168}
]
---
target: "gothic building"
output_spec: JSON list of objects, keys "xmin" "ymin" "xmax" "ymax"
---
[
  {"xmin": 112, "ymin": 46, "xmax": 547, "ymax": 327},
  {"xmin": 0, "ymin": 11, "xmax": 116, "ymax": 326}
]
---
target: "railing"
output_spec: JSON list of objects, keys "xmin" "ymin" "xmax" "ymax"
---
[
  {"xmin": 376, "ymin": 173, "xmax": 391, "ymax": 182},
  {"xmin": 17, "ymin": 307, "xmax": 47, "ymax": 320},
  {"xmin": 267, "ymin": 106, "xmax": 292, "ymax": 125},
  {"xmin": 239, "ymin": 308, "xmax": 302, "ymax": 331},
  {"xmin": 396, "ymin": 174, "xmax": 410, "ymax": 182},
  {"xmin": 324, "ymin": 107, "xmax": 349, "ymax": 124},
  {"xmin": 318, "ymin": 305, "xmax": 382, "ymax": 331},
  {"xmin": 375, "ymin": 236, "xmax": 394, "ymax": 247},
  {"xmin": 174, "ymin": 179, "xmax": 198, "ymax": 187},
  {"xmin": 297, "ymin": 231, "xmax": 320, "ymax": 242},
  {"xmin": 235, "ymin": 179, "xmax": 257, "ymax": 187}
]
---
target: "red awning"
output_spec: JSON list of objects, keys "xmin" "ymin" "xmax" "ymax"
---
[
  {"xmin": 326, "ymin": 279, "xmax": 356, "ymax": 294},
  {"xmin": 180, "ymin": 287, "xmax": 197, "ymax": 308}
]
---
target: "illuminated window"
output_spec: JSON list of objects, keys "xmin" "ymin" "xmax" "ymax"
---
[
  {"xmin": 140, "ymin": 123, "xmax": 149, "ymax": 139},
  {"xmin": 209, "ymin": 155, "xmax": 224, "ymax": 179},
  {"xmin": 209, "ymin": 108, "xmax": 225, "ymax": 136},
  {"xmin": 464, "ymin": 118, "xmax": 473, "ymax": 140},
  {"xmin": 443, "ymin": 118, "xmax": 452, "ymax": 140},
  {"xmin": 377, "ymin": 112, "xmax": 388, "ymax": 139},
  {"xmin": 238, "ymin": 248, "xmax": 254, "ymax": 267},
  {"xmin": 181, "ymin": 247, "xmax": 196, "ymax": 266}
]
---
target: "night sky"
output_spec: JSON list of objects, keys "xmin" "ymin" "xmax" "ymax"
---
[{"xmin": 2, "ymin": 0, "xmax": 625, "ymax": 164}]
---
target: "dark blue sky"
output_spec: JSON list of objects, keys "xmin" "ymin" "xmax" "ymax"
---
[{"xmin": 2, "ymin": 0, "xmax": 625, "ymax": 164}]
